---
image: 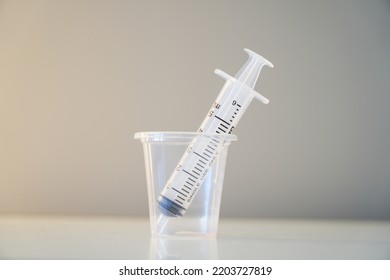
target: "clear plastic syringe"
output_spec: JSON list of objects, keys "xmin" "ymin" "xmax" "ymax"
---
[{"xmin": 158, "ymin": 49, "xmax": 273, "ymax": 217}]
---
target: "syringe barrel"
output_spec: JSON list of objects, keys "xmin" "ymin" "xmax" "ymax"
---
[
  {"xmin": 198, "ymin": 80, "xmax": 255, "ymax": 134},
  {"xmin": 158, "ymin": 49, "xmax": 273, "ymax": 217}
]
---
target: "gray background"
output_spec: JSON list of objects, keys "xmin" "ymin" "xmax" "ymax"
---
[{"xmin": 1, "ymin": 0, "xmax": 389, "ymax": 219}]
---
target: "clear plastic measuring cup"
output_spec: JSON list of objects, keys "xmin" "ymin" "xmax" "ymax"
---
[{"xmin": 135, "ymin": 132, "xmax": 237, "ymax": 238}]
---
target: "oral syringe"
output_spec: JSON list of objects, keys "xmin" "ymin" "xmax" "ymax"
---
[{"xmin": 158, "ymin": 49, "xmax": 273, "ymax": 217}]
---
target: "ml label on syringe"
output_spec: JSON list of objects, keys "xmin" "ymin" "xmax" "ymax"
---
[{"xmin": 158, "ymin": 49, "xmax": 273, "ymax": 217}]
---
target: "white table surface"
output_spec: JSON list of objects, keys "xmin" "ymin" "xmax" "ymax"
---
[{"xmin": 0, "ymin": 215, "xmax": 389, "ymax": 260}]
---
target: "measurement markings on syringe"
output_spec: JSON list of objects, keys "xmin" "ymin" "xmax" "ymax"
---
[
  {"xmin": 215, "ymin": 115, "xmax": 234, "ymax": 135},
  {"xmin": 203, "ymin": 151, "xmax": 212, "ymax": 158},
  {"xmin": 194, "ymin": 151, "xmax": 209, "ymax": 162},
  {"xmin": 192, "ymin": 169, "xmax": 201, "ymax": 176},
  {"xmin": 208, "ymin": 143, "xmax": 217, "ymax": 149},
  {"xmin": 170, "ymin": 116, "xmax": 239, "ymax": 209},
  {"xmin": 215, "ymin": 115, "xmax": 230, "ymax": 126},
  {"xmin": 181, "ymin": 188, "xmax": 190, "ymax": 194},
  {"xmin": 187, "ymin": 177, "xmax": 196, "ymax": 183},
  {"xmin": 173, "ymin": 188, "xmax": 189, "ymax": 205},
  {"xmin": 194, "ymin": 166, "xmax": 203, "ymax": 173},
  {"xmin": 170, "ymin": 138, "xmax": 226, "ymax": 204},
  {"xmin": 172, "ymin": 138, "xmax": 227, "ymax": 206},
  {"xmin": 173, "ymin": 108, "xmax": 240, "ymax": 203},
  {"xmin": 183, "ymin": 169, "xmax": 198, "ymax": 179},
  {"xmin": 172, "ymin": 188, "xmax": 188, "ymax": 198},
  {"xmin": 185, "ymin": 180, "xmax": 194, "ymax": 186}
]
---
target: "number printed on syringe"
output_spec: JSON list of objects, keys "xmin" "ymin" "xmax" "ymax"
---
[{"xmin": 158, "ymin": 49, "xmax": 273, "ymax": 217}]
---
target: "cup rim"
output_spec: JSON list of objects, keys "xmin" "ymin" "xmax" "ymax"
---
[{"xmin": 134, "ymin": 131, "xmax": 237, "ymax": 142}]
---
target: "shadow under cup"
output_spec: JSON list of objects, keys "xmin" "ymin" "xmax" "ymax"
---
[{"xmin": 134, "ymin": 132, "xmax": 237, "ymax": 238}]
